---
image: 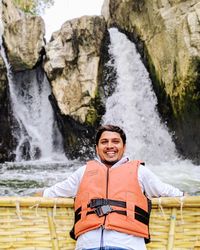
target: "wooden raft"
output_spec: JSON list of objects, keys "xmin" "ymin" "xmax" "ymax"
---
[{"xmin": 0, "ymin": 196, "xmax": 200, "ymax": 249}]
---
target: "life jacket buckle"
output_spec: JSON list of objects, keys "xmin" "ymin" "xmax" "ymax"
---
[
  {"xmin": 89, "ymin": 198, "xmax": 108, "ymax": 208},
  {"xmin": 94, "ymin": 205, "xmax": 113, "ymax": 217}
]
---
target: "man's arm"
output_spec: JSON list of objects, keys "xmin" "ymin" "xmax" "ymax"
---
[
  {"xmin": 42, "ymin": 165, "xmax": 86, "ymax": 198},
  {"xmin": 138, "ymin": 165, "xmax": 184, "ymax": 198}
]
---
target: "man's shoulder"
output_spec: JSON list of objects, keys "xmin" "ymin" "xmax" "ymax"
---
[{"xmin": 128, "ymin": 160, "xmax": 145, "ymax": 167}]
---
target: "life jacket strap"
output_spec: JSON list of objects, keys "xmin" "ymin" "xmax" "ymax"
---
[
  {"xmin": 75, "ymin": 198, "xmax": 149, "ymax": 226},
  {"xmin": 89, "ymin": 198, "xmax": 126, "ymax": 209}
]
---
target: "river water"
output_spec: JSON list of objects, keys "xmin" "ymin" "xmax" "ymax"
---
[
  {"xmin": 0, "ymin": 160, "xmax": 82, "ymax": 196},
  {"xmin": 0, "ymin": 27, "xmax": 200, "ymax": 196}
]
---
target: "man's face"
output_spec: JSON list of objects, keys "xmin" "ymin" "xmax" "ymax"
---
[{"xmin": 96, "ymin": 131, "xmax": 126, "ymax": 165}]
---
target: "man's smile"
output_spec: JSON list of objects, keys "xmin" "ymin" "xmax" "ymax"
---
[{"xmin": 104, "ymin": 150, "xmax": 117, "ymax": 157}]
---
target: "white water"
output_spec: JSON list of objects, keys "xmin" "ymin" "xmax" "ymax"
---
[
  {"xmin": 9, "ymin": 68, "xmax": 67, "ymax": 162},
  {"xmin": 3, "ymin": 57, "xmax": 66, "ymax": 162},
  {"xmin": 103, "ymin": 28, "xmax": 200, "ymax": 194}
]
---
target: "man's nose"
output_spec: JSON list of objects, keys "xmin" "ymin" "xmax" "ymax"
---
[{"xmin": 107, "ymin": 141, "xmax": 114, "ymax": 148}]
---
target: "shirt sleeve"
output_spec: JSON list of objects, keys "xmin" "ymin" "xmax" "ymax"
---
[
  {"xmin": 138, "ymin": 165, "xmax": 184, "ymax": 199},
  {"xmin": 43, "ymin": 165, "xmax": 86, "ymax": 198}
]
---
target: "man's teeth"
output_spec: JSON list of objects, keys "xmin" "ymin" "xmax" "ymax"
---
[{"xmin": 106, "ymin": 152, "xmax": 115, "ymax": 155}]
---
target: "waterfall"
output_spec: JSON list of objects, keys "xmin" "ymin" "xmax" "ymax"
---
[
  {"xmin": 0, "ymin": 6, "xmax": 66, "ymax": 162},
  {"xmin": 103, "ymin": 28, "xmax": 177, "ymax": 164},
  {"xmin": 4, "ymin": 63, "xmax": 66, "ymax": 162},
  {"xmin": 102, "ymin": 28, "xmax": 200, "ymax": 194},
  {"xmin": 10, "ymin": 67, "xmax": 66, "ymax": 162}
]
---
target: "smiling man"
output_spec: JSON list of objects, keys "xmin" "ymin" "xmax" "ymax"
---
[{"xmin": 43, "ymin": 124, "xmax": 184, "ymax": 250}]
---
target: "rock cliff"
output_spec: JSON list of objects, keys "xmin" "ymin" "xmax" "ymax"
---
[{"xmin": 102, "ymin": 0, "xmax": 200, "ymax": 163}]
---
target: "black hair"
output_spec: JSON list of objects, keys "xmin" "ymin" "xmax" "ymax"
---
[{"xmin": 95, "ymin": 124, "xmax": 126, "ymax": 145}]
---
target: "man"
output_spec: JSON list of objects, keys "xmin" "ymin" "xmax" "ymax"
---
[{"xmin": 43, "ymin": 124, "xmax": 184, "ymax": 250}]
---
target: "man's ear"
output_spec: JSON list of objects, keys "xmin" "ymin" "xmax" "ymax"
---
[{"xmin": 95, "ymin": 145, "xmax": 98, "ymax": 154}]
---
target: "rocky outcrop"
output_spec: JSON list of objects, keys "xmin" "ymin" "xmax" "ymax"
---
[
  {"xmin": 2, "ymin": 0, "xmax": 45, "ymax": 71},
  {"xmin": 102, "ymin": 0, "xmax": 200, "ymax": 163},
  {"xmin": 44, "ymin": 15, "xmax": 108, "ymax": 159},
  {"xmin": 3, "ymin": 16, "xmax": 45, "ymax": 71},
  {"xmin": 44, "ymin": 16, "xmax": 106, "ymax": 125}
]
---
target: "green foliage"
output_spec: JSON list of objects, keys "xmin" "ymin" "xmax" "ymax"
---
[
  {"xmin": 13, "ymin": 0, "xmax": 54, "ymax": 15},
  {"xmin": 86, "ymin": 107, "xmax": 98, "ymax": 126}
]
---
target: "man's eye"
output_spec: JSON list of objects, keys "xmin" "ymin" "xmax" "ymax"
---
[
  {"xmin": 101, "ymin": 140, "xmax": 107, "ymax": 144},
  {"xmin": 112, "ymin": 140, "xmax": 120, "ymax": 144}
]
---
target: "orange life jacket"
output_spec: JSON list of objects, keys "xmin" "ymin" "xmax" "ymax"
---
[{"xmin": 74, "ymin": 160, "xmax": 151, "ymax": 240}]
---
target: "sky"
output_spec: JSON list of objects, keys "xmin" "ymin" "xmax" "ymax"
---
[{"xmin": 42, "ymin": 0, "xmax": 105, "ymax": 41}]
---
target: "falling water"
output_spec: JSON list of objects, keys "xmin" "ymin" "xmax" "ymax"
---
[
  {"xmin": 103, "ymin": 28, "xmax": 200, "ymax": 194},
  {"xmin": 1, "ymin": 54, "xmax": 66, "ymax": 162},
  {"xmin": 11, "ymin": 68, "xmax": 67, "ymax": 162}
]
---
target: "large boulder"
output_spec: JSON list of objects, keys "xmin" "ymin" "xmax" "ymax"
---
[
  {"xmin": 3, "ymin": 16, "xmax": 45, "ymax": 71},
  {"xmin": 44, "ymin": 15, "xmax": 106, "ymax": 124},
  {"xmin": 102, "ymin": 0, "xmax": 200, "ymax": 163},
  {"xmin": 2, "ymin": 0, "xmax": 45, "ymax": 71},
  {"xmin": 44, "ymin": 15, "xmax": 108, "ymax": 159}
]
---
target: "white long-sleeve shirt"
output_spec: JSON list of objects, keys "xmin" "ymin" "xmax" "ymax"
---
[{"xmin": 43, "ymin": 157, "xmax": 183, "ymax": 250}]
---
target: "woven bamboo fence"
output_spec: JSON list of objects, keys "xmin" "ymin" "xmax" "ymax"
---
[{"xmin": 0, "ymin": 196, "xmax": 200, "ymax": 249}]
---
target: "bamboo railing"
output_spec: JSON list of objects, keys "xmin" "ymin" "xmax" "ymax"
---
[
  {"xmin": 0, "ymin": 196, "xmax": 200, "ymax": 249},
  {"xmin": 149, "ymin": 196, "xmax": 200, "ymax": 249}
]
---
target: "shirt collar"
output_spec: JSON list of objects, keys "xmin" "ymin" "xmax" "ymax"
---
[{"xmin": 95, "ymin": 156, "xmax": 129, "ymax": 168}]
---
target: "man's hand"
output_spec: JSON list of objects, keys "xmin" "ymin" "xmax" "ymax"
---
[{"xmin": 33, "ymin": 191, "xmax": 43, "ymax": 197}]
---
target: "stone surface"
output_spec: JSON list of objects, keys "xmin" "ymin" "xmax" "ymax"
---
[
  {"xmin": 44, "ymin": 15, "xmax": 107, "ymax": 125},
  {"xmin": 3, "ymin": 15, "xmax": 45, "ymax": 71},
  {"xmin": 1, "ymin": 0, "xmax": 45, "ymax": 71}
]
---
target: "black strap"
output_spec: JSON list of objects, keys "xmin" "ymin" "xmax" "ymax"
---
[
  {"xmin": 135, "ymin": 212, "xmax": 149, "ymax": 225},
  {"xmin": 88, "ymin": 198, "xmax": 126, "ymax": 209},
  {"xmin": 135, "ymin": 205, "xmax": 150, "ymax": 225},
  {"xmin": 86, "ymin": 209, "xmax": 126, "ymax": 216},
  {"xmin": 144, "ymin": 198, "xmax": 152, "ymax": 244},
  {"xmin": 135, "ymin": 205, "xmax": 149, "ymax": 220},
  {"xmin": 75, "ymin": 210, "xmax": 81, "ymax": 223}
]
